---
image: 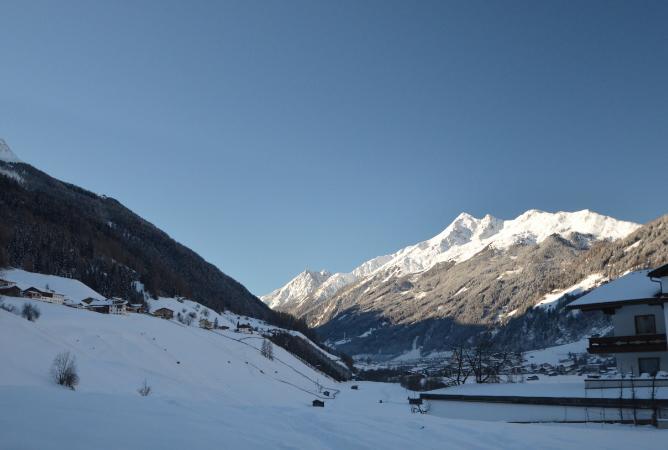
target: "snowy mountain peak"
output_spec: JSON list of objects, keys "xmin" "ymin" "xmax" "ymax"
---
[
  {"xmin": 263, "ymin": 209, "xmax": 641, "ymax": 311},
  {"xmin": 0, "ymin": 139, "xmax": 22, "ymax": 163}
]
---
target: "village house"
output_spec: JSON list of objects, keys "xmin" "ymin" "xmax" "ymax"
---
[
  {"xmin": 236, "ymin": 323, "xmax": 253, "ymax": 334},
  {"xmin": 109, "ymin": 298, "xmax": 127, "ymax": 315},
  {"xmin": 22, "ymin": 287, "xmax": 65, "ymax": 305},
  {"xmin": 80, "ymin": 298, "xmax": 111, "ymax": 314},
  {"xmin": 153, "ymin": 307, "xmax": 174, "ymax": 320},
  {"xmin": 126, "ymin": 303, "xmax": 145, "ymax": 313},
  {"xmin": 0, "ymin": 278, "xmax": 16, "ymax": 288},
  {"xmin": 0, "ymin": 284, "xmax": 22, "ymax": 298},
  {"xmin": 568, "ymin": 264, "xmax": 668, "ymax": 380}
]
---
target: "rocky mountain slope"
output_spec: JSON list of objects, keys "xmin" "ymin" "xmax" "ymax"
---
[
  {"xmin": 263, "ymin": 210, "xmax": 638, "ymax": 312},
  {"xmin": 265, "ymin": 210, "xmax": 667, "ymax": 359},
  {"xmin": 0, "ymin": 140, "xmax": 274, "ymax": 321}
]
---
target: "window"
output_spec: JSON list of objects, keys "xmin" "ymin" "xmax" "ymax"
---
[
  {"xmin": 635, "ymin": 315, "xmax": 656, "ymax": 335},
  {"xmin": 638, "ymin": 357, "xmax": 660, "ymax": 376}
]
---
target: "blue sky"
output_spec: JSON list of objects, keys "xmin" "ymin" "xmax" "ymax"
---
[{"xmin": 1, "ymin": 0, "xmax": 666, "ymax": 295}]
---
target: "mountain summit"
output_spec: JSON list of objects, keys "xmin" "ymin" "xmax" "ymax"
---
[{"xmin": 0, "ymin": 139, "xmax": 22, "ymax": 163}]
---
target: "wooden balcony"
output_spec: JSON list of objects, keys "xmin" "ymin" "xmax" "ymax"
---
[{"xmin": 588, "ymin": 334, "xmax": 667, "ymax": 354}]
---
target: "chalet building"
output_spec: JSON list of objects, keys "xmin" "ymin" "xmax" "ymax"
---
[
  {"xmin": 126, "ymin": 303, "xmax": 145, "ymax": 313},
  {"xmin": 153, "ymin": 307, "xmax": 174, "ymax": 320},
  {"xmin": 0, "ymin": 279, "xmax": 16, "ymax": 288},
  {"xmin": 312, "ymin": 399, "xmax": 325, "ymax": 407},
  {"xmin": 22, "ymin": 287, "xmax": 65, "ymax": 305},
  {"xmin": 199, "ymin": 318, "xmax": 213, "ymax": 330},
  {"xmin": 109, "ymin": 298, "xmax": 127, "ymax": 315},
  {"xmin": 80, "ymin": 298, "xmax": 111, "ymax": 314},
  {"xmin": 236, "ymin": 323, "xmax": 253, "ymax": 334},
  {"xmin": 569, "ymin": 264, "xmax": 668, "ymax": 378},
  {"xmin": 0, "ymin": 285, "xmax": 22, "ymax": 297}
]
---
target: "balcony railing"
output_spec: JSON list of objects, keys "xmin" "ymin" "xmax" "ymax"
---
[{"xmin": 588, "ymin": 334, "xmax": 667, "ymax": 354}]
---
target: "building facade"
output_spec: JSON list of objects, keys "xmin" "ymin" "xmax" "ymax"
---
[{"xmin": 569, "ymin": 265, "xmax": 668, "ymax": 376}]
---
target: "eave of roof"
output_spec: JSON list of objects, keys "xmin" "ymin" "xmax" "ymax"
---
[
  {"xmin": 567, "ymin": 296, "xmax": 668, "ymax": 311},
  {"xmin": 648, "ymin": 264, "xmax": 668, "ymax": 278}
]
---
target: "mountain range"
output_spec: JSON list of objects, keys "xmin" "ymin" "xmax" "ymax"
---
[{"xmin": 263, "ymin": 209, "xmax": 668, "ymax": 359}]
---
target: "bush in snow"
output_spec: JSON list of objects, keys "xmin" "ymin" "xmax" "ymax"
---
[
  {"xmin": 51, "ymin": 351, "xmax": 79, "ymax": 390},
  {"xmin": 0, "ymin": 302, "xmax": 16, "ymax": 314},
  {"xmin": 261, "ymin": 339, "xmax": 274, "ymax": 360},
  {"xmin": 138, "ymin": 379, "xmax": 152, "ymax": 397},
  {"xmin": 21, "ymin": 303, "xmax": 41, "ymax": 322}
]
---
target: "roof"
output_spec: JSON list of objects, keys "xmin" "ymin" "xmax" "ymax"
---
[
  {"xmin": 648, "ymin": 264, "xmax": 668, "ymax": 278},
  {"xmin": 154, "ymin": 307, "xmax": 174, "ymax": 313},
  {"xmin": 84, "ymin": 299, "xmax": 112, "ymax": 307},
  {"xmin": 568, "ymin": 270, "xmax": 663, "ymax": 310}
]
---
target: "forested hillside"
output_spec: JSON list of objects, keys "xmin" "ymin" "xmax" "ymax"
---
[{"xmin": 0, "ymin": 160, "xmax": 273, "ymax": 320}]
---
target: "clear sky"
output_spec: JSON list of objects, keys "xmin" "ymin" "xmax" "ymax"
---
[{"xmin": 1, "ymin": 0, "xmax": 666, "ymax": 295}]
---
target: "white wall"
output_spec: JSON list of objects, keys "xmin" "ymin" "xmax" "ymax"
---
[
  {"xmin": 615, "ymin": 351, "xmax": 668, "ymax": 376},
  {"xmin": 612, "ymin": 304, "xmax": 665, "ymax": 336},
  {"xmin": 427, "ymin": 400, "xmax": 653, "ymax": 423}
]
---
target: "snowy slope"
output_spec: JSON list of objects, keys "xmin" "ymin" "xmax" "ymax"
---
[
  {"xmin": 0, "ymin": 298, "xmax": 662, "ymax": 449},
  {"xmin": 1, "ymin": 268, "xmax": 106, "ymax": 302},
  {"xmin": 263, "ymin": 209, "xmax": 640, "ymax": 310},
  {"xmin": 0, "ymin": 296, "xmax": 337, "ymax": 403}
]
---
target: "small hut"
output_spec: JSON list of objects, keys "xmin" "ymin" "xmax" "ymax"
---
[{"xmin": 153, "ymin": 307, "xmax": 174, "ymax": 320}]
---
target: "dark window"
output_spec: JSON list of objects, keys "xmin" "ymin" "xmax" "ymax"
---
[
  {"xmin": 635, "ymin": 315, "xmax": 656, "ymax": 335},
  {"xmin": 638, "ymin": 357, "xmax": 660, "ymax": 376}
]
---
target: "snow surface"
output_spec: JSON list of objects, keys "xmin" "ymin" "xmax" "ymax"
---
[
  {"xmin": 0, "ymin": 138, "xmax": 21, "ymax": 163},
  {"xmin": 524, "ymin": 339, "xmax": 589, "ymax": 366},
  {"xmin": 263, "ymin": 209, "xmax": 640, "ymax": 310},
  {"xmin": 1, "ymin": 296, "xmax": 664, "ymax": 448},
  {"xmin": 535, "ymin": 273, "xmax": 607, "ymax": 310},
  {"xmin": 0, "ymin": 268, "xmax": 105, "ymax": 302},
  {"xmin": 569, "ymin": 270, "xmax": 662, "ymax": 308}
]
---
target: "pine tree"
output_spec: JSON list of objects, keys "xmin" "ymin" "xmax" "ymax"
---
[{"xmin": 261, "ymin": 339, "xmax": 273, "ymax": 360}]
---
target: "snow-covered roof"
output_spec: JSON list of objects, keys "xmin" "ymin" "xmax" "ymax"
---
[
  {"xmin": 84, "ymin": 299, "xmax": 112, "ymax": 307},
  {"xmin": 568, "ymin": 270, "xmax": 663, "ymax": 309}
]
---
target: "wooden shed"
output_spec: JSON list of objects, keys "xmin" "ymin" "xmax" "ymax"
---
[{"xmin": 153, "ymin": 307, "xmax": 174, "ymax": 320}]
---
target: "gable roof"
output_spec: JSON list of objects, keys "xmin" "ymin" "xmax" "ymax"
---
[{"xmin": 568, "ymin": 270, "xmax": 663, "ymax": 310}]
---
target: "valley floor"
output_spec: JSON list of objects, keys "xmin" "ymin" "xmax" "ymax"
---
[
  {"xmin": 0, "ymin": 296, "xmax": 665, "ymax": 449},
  {"xmin": 1, "ymin": 382, "xmax": 664, "ymax": 450}
]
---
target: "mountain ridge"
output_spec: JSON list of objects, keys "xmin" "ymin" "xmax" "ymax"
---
[{"xmin": 263, "ymin": 209, "xmax": 640, "ymax": 312}]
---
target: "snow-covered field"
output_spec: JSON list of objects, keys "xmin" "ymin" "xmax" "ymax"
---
[{"xmin": 1, "ymin": 290, "xmax": 665, "ymax": 448}]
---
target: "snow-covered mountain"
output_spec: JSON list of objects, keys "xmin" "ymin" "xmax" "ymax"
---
[
  {"xmin": 0, "ymin": 139, "xmax": 21, "ymax": 163},
  {"xmin": 263, "ymin": 209, "xmax": 640, "ymax": 311}
]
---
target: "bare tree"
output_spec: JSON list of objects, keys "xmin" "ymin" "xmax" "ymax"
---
[
  {"xmin": 261, "ymin": 339, "xmax": 274, "ymax": 360},
  {"xmin": 466, "ymin": 338, "xmax": 514, "ymax": 384},
  {"xmin": 51, "ymin": 351, "xmax": 79, "ymax": 390},
  {"xmin": 138, "ymin": 379, "xmax": 152, "ymax": 397},
  {"xmin": 21, "ymin": 303, "xmax": 41, "ymax": 322},
  {"xmin": 444, "ymin": 344, "xmax": 471, "ymax": 386}
]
